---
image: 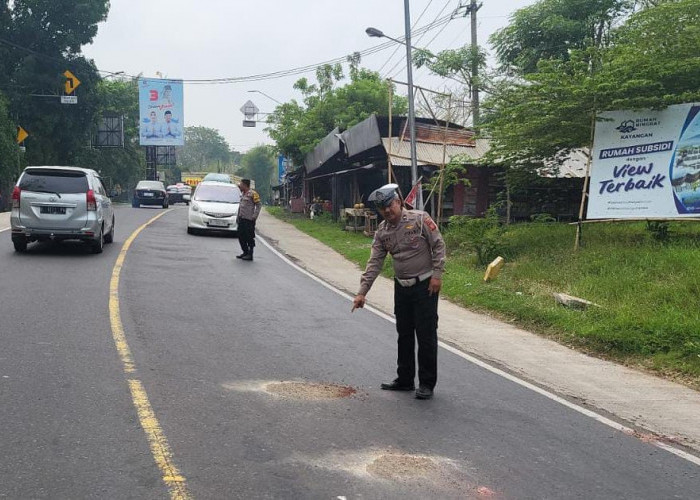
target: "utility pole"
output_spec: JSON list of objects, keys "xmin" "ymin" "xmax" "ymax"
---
[
  {"xmin": 469, "ymin": 0, "xmax": 481, "ymax": 126},
  {"xmin": 458, "ymin": 0, "xmax": 482, "ymax": 127}
]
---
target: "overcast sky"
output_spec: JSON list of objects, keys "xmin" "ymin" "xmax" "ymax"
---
[{"xmin": 83, "ymin": 0, "xmax": 536, "ymax": 153}]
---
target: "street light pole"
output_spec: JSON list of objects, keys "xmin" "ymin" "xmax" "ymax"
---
[
  {"xmin": 366, "ymin": 2, "xmax": 422, "ymax": 210},
  {"xmin": 403, "ymin": 0, "xmax": 422, "ymax": 210}
]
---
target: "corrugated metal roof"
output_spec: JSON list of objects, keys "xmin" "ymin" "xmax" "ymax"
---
[{"xmin": 382, "ymin": 137, "xmax": 491, "ymax": 166}]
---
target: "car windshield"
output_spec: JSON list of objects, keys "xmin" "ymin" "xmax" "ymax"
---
[
  {"xmin": 203, "ymin": 173, "xmax": 231, "ymax": 183},
  {"xmin": 194, "ymin": 184, "xmax": 241, "ymax": 203},
  {"xmin": 136, "ymin": 181, "xmax": 164, "ymax": 190},
  {"xmin": 19, "ymin": 170, "xmax": 88, "ymax": 194}
]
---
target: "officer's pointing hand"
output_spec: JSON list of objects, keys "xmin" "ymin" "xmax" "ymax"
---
[
  {"xmin": 428, "ymin": 277, "xmax": 442, "ymax": 296},
  {"xmin": 352, "ymin": 294, "xmax": 366, "ymax": 312}
]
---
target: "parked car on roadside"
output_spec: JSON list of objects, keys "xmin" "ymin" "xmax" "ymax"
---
[
  {"xmin": 133, "ymin": 180, "xmax": 168, "ymax": 208},
  {"xmin": 10, "ymin": 166, "xmax": 115, "ymax": 253},
  {"xmin": 187, "ymin": 181, "xmax": 241, "ymax": 235},
  {"xmin": 166, "ymin": 183, "xmax": 192, "ymax": 205}
]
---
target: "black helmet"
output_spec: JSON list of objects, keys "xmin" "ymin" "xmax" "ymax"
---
[{"xmin": 368, "ymin": 183, "xmax": 400, "ymax": 208}]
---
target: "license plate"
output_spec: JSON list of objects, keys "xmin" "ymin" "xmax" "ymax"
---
[
  {"xmin": 208, "ymin": 219, "xmax": 228, "ymax": 227},
  {"xmin": 40, "ymin": 206, "xmax": 66, "ymax": 214},
  {"xmin": 143, "ymin": 192, "xmax": 154, "ymax": 197}
]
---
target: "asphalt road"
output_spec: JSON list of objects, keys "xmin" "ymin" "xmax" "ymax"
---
[{"xmin": 1, "ymin": 205, "xmax": 698, "ymax": 499}]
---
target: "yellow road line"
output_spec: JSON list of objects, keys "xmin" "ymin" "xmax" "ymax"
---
[{"xmin": 109, "ymin": 210, "xmax": 191, "ymax": 499}]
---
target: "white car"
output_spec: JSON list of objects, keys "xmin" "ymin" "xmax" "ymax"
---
[{"xmin": 187, "ymin": 181, "xmax": 241, "ymax": 235}]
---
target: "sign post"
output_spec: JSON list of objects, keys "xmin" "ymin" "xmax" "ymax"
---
[
  {"xmin": 62, "ymin": 70, "xmax": 81, "ymax": 104},
  {"xmin": 240, "ymin": 100, "xmax": 259, "ymax": 127},
  {"xmin": 63, "ymin": 70, "xmax": 81, "ymax": 94},
  {"xmin": 16, "ymin": 126, "xmax": 28, "ymax": 144}
]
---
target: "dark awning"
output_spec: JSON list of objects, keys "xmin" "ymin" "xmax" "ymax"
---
[
  {"xmin": 304, "ymin": 127, "xmax": 343, "ymax": 175},
  {"xmin": 340, "ymin": 115, "xmax": 382, "ymax": 158}
]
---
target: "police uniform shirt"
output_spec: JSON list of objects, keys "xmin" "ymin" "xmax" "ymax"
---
[
  {"xmin": 358, "ymin": 208, "xmax": 446, "ymax": 296},
  {"xmin": 238, "ymin": 189, "xmax": 261, "ymax": 221}
]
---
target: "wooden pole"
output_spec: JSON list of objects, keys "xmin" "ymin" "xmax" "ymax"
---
[
  {"xmin": 437, "ymin": 95, "xmax": 452, "ymax": 226},
  {"xmin": 575, "ymin": 113, "xmax": 597, "ymax": 250}
]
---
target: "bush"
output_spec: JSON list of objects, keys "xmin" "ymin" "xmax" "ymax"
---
[
  {"xmin": 445, "ymin": 209, "xmax": 508, "ymax": 265},
  {"xmin": 646, "ymin": 220, "xmax": 670, "ymax": 242}
]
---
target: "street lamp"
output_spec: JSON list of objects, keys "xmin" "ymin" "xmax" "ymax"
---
[
  {"xmin": 102, "ymin": 71, "xmax": 125, "ymax": 79},
  {"xmin": 247, "ymin": 89, "xmax": 282, "ymax": 105},
  {"xmin": 366, "ymin": 0, "xmax": 422, "ymax": 210}
]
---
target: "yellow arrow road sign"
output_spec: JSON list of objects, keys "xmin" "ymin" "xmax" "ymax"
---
[
  {"xmin": 16, "ymin": 126, "xmax": 28, "ymax": 144},
  {"xmin": 63, "ymin": 70, "xmax": 81, "ymax": 94}
]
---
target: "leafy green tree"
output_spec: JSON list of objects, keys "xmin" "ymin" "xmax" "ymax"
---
[
  {"xmin": 1, "ymin": 0, "xmax": 110, "ymax": 164},
  {"xmin": 240, "ymin": 145, "xmax": 275, "ymax": 203},
  {"xmin": 0, "ymin": 93, "xmax": 19, "ymax": 194},
  {"xmin": 482, "ymin": 0, "xmax": 700, "ymax": 171},
  {"xmin": 178, "ymin": 126, "xmax": 237, "ymax": 173},
  {"xmin": 489, "ymin": 0, "xmax": 632, "ymax": 75},
  {"xmin": 601, "ymin": 0, "xmax": 700, "ymax": 109},
  {"xmin": 267, "ymin": 64, "xmax": 407, "ymax": 165}
]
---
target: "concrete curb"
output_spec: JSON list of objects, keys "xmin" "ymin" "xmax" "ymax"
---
[{"xmin": 256, "ymin": 208, "xmax": 700, "ymax": 455}]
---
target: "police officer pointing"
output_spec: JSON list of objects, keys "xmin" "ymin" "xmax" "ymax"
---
[{"xmin": 352, "ymin": 184, "xmax": 446, "ymax": 400}]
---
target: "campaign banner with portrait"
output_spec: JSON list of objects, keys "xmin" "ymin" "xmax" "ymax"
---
[
  {"xmin": 138, "ymin": 78, "xmax": 184, "ymax": 146},
  {"xmin": 587, "ymin": 103, "xmax": 700, "ymax": 219}
]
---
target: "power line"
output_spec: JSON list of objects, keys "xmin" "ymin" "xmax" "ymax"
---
[
  {"xmin": 383, "ymin": 0, "xmax": 454, "ymax": 79},
  {"xmin": 377, "ymin": 0, "xmax": 435, "ymax": 75},
  {"xmin": 0, "ymin": 13, "xmax": 457, "ymax": 86}
]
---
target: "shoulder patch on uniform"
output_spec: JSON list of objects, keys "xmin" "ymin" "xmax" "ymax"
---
[
  {"xmin": 252, "ymin": 191, "xmax": 260, "ymax": 203},
  {"xmin": 424, "ymin": 216, "xmax": 437, "ymax": 231}
]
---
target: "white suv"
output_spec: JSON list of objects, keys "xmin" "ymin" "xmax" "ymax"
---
[{"xmin": 10, "ymin": 166, "xmax": 115, "ymax": 253}]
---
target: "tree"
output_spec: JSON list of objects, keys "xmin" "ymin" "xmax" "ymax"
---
[
  {"xmin": 482, "ymin": 0, "xmax": 700, "ymax": 171},
  {"xmin": 489, "ymin": 0, "xmax": 632, "ymax": 75},
  {"xmin": 414, "ymin": 45, "xmax": 489, "ymax": 126},
  {"xmin": 1, "ymin": 0, "xmax": 110, "ymax": 165},
  {"xmin": 240, "ymin": 145, "xmax": 275, "ymax": 203},
  {"xmin": 601, "ymin": 0, "xmax": 700, "ymax": 110},
  {"xmin": 177, "ymin": 126, "xmax": 237, "ymax": 173},
  {"xmin": 0, "ymin": 93, "xmax": 19, "ymax": 194},
  {"xmin": 267, "ymin": 63, "xmax": 407, "ymax": 165}
]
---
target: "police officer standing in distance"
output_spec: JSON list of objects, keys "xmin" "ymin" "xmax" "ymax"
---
[
  {"xmin": 352, "ymin": 184, "xmax": 446, "ymax": 400},
  {"xmin": 236, "ymin": 178, "xmax": 261, "ymax": 261}
]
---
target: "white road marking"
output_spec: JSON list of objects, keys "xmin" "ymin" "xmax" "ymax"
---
[{"xmin": 257, "ymin": 234, "xmax": 700, "ymax": 467}]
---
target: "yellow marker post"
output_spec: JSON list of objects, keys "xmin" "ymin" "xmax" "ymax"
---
[
  {"xmin": 484, "ymin": 256, "xmax": 505, "ymax": 282},
  {"xmin": 16, "ymin": 126, "xmax": 28, "ymax": 144},
  {"xmin": 63, "ymin": 70, "xmax": 81, "ymax": 94}
]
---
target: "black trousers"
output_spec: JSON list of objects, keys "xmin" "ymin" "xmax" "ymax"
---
[
  {"xmin": 238, "ymin": 218, "xmax": 256, "ymax": 254},
  {"xmin": 394, "ymin": 277, "xmax": 439, "ymax": 389}
]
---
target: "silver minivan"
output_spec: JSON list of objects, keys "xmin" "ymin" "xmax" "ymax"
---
[{"xmin": 10, "ymin": 166, "xmax": 115, "ymax": 253}]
